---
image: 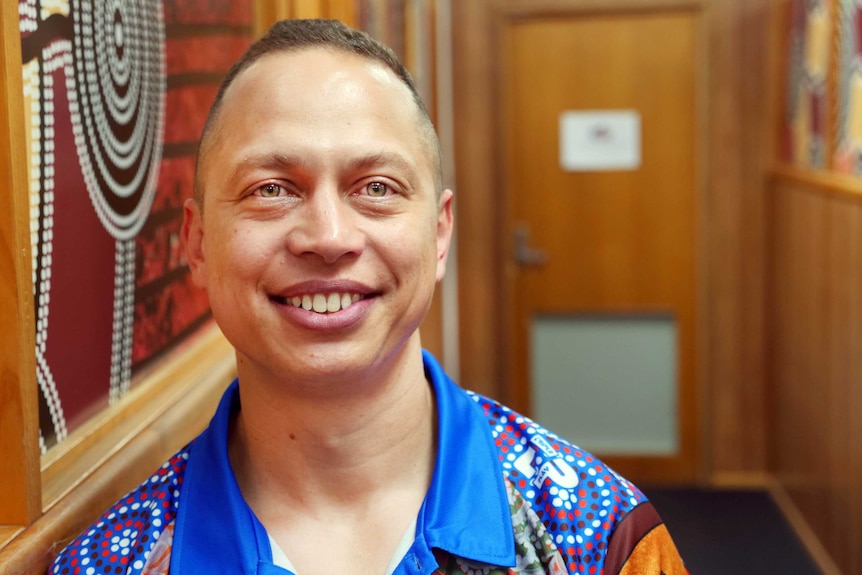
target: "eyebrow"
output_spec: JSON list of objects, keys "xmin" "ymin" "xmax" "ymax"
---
[
  {"xmin": 344, "ymin": 151, "xmax": 420, "ymax": 185},
  {"xmin": 232, "ymin": 152, "xmax": 305, "ymax": 179},
  {"xmin": 230, "ymin": 150, "xmax": 421, "ymax": 188}
]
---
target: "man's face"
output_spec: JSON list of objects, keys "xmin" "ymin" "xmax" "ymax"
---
[{"xmin": 184, "ymin": 48, "xmax": 453, "ymax": 389}]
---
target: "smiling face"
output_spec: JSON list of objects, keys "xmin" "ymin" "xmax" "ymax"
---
[{"xmin": 184, "ymin": 48, "xmax": 453, "ymax": 390}]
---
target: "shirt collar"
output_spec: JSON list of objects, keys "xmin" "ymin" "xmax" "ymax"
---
[
  {"xmin": 418, "ymin": 349, "xmax": 515, "ymax": 567},
  {"xmin": 171, "ymin": 379, "xmax": 277, "ymax": 575},
  {"xmin": 171, "ymin": 351, "xmax": 515, "ymax": 574}
]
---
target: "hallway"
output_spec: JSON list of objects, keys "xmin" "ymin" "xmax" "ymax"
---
[{"xmin": 645, "ymin": 488, "xmax": 822, "ymax": 574}]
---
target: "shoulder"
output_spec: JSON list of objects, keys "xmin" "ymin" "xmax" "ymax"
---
[
  {"xmin": 466, "ymin": 391, "xmax": 643, "ymax": 505},
  {"xmin": 467, "ymin": 392, "xmax": 686, "ymax": 573},
  {"xmin": 48, "ymin": 446, "xmax": 191, "ymax": 575}
]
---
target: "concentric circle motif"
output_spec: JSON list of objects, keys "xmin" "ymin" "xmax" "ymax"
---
[{"xmin": 70, "ymin": 0, "xmax": 165, "ymax": 240}]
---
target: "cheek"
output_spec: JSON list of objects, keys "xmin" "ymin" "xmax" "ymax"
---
[
  {"xmin": 206, "ymin": 228, "xmax": 272, "ymax": 285},
  {"xmin": 388, "ymin": 221, "xmax": 440, "ymax": 282}
]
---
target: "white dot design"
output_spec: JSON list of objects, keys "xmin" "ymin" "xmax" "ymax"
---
[
  {"xmin": 26, "ymin": 33, "xmax": 71, "ymax": 449},
  {"xmin": 109, "ymin": 238, "xmax": 136, "ymax": 404},
  {"xmin": 469, "ymin": 390, "xmax": 646, "ymax": 551},
  {"xmin": 22, "ymin": 0, "xmax": 167, "ymax": 450},
  {"xmin": 69, "ymin": 0, "xmax": 166, "ymax": 240}
]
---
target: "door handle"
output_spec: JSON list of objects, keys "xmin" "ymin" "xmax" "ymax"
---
[{"xmin": 514, "ymin": 224, "xmax": 549, "ymax": 267}]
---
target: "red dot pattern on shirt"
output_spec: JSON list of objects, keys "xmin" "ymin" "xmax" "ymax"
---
[
  {"xmin": 470, "ymin": 392, "xmax": 646, "ymax": 575},
  {"xmin": 49, "ymin": 449, "xmax": 189, "ymax": 575}
]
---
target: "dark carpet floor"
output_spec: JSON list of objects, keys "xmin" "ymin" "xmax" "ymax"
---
[{"xmin": 642, "ymin": 488, "xmax": 822, "ymax": 575}]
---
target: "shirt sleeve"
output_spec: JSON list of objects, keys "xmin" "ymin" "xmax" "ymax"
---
[{"xmin": 603, "ymin": 501, "xmax": 689, "ymax": 575}]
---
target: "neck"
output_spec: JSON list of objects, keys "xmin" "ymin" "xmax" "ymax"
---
[{"xmin": 228, "ymin": 342, "xmax": 436, "ymax": 515}]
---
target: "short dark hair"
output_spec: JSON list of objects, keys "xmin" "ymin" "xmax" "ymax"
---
[{"xmin": 194, "ymin": 19, "xmax": 441, "ymax": 204}]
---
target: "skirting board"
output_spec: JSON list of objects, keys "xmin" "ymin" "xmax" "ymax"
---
[{"xmin": 710, "ymin": 471, "xmax": 841, "ymax": 574}]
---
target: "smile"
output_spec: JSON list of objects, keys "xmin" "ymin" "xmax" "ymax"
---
[{"xmin": 275, "ymin": 293, "xmax": 365, "ymax": 314}]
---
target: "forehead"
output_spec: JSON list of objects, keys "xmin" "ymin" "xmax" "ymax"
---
[
  {"xmin": 220, "ymin": 48, "xmax": 421, "ymax": 147},
  {"xmin": 200, "ymin": 47, "xmax": 433, "ymax": 191},
  {"xmin": 237, "ymin": 47, "xmax": 410, "ymax": 105}
]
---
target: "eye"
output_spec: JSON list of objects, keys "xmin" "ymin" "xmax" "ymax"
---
[
  {"xmin": 257, "ymin": 183, "xmax": 283, "ymax": 198},
  {"xmin": 365, "ymin": 181, "xmax": 390, "ymax": 197}
]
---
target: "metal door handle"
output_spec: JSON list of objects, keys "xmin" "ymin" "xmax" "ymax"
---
[{"xmin": 514, "ymin": 224, "xmax": 549, "ymax": 267}]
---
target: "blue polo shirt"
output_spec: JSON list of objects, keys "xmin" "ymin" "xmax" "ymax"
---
[
  {"xmin": 49, "ymin": 351, "xmax": 688, "ymax": 575},
  {"xmin": 169, "ymin": 350, "xmax": 515, "ymax": 574}
]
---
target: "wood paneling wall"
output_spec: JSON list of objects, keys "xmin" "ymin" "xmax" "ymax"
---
[
  {"xmin": 703, "ymin": 0, "xmax": 773, "ymax": 478},
  {"xmin": 450, "ymin": 1, "xmax": 503, "ymax": 399},
  {"xmin": 0, "ymin": 0, "xmax": 40, "ymax": 531},
  {"xmin": 254, "ymin": 0, "xmax": 358, "ymax": 38},
  {"xmin": 769, "ymin": 168, "xmax": 862, "ymax": 575},
  {"xmin": 452, "ymin": 0, "xmax": 775, "ymax": 478}
]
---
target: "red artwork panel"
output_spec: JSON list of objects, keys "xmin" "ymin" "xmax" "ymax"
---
[{"xmin": 19, "ymin": 0, "xmax": 252, "ymax": 451}]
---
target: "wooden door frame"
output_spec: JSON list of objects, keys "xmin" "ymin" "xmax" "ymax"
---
[{"xmin": 452, "ymin": 0, "xmax": 709, "ymax": 483}]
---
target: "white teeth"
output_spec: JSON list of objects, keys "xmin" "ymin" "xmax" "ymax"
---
[
  {"xmin": 289, "ymin": 292, "xmax": 365, "ymax": 314},
  {"xmin": 312, "ymin": 294, "xmax": 328, "ymax": 313}
]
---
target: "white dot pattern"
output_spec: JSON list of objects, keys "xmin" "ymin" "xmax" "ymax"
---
[
  {"xmin": 69, "ymin": 0, "xmax": 166, "ymax": 240},
  {"xmin": 469, "ymin": 391, "xmax": 648, "ymax": 572},
  {"xmin": 110, "ymin": 238, "xmax": 136, "ymax": 404},
  {"xmin": 22, "ymin": 1, "xmax": 167, "ymax": 450},
  {"xmin": 49, "ymin": 449, "xmax": 189, "ymax": 575},
  {"xmin": 19, "ymin": 0, "xmax": 38, "ymax": 33},
  {"xmin": 28, "ymin": 37, "xmax": 72, "ymax": 449}
]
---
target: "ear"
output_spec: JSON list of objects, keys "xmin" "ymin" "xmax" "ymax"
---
[
  {"xmin": 435, "ymin": 189, "xmax": 454, "ymax": 282},
  {"xmin": 182, "ymin": 198, "xmax": 208, "ymax": 289}
]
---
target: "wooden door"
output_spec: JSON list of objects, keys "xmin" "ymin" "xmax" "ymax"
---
[{"xmin": 503, "ymin": 11, "xmax": 700, "ymax": 483}]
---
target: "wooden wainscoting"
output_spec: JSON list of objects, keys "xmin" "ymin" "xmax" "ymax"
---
[{"xmin": 768, "ymin": 166, "xmax": 862, "ymax": 575}]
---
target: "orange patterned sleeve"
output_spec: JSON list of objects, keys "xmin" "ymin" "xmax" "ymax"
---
[{"xmin": 604, "ymin": 502, "xmax": 689, "ymax": 575}]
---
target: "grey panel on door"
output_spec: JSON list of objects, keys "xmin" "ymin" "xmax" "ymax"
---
[{"xmin": 531, "ymin": 315, "xmax": 677, "ymax": 455}]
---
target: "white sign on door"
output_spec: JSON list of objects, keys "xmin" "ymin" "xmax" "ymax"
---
[{"xmin": 559, "ymin": 110, "xmax": 641, "ymax": 171}]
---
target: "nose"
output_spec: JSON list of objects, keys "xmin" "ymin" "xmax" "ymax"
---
[{"xmin": 286, "ymin": 187, "xmax": 364, "ymax": 264}]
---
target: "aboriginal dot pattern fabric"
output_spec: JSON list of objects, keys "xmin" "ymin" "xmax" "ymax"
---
[
  {"xmin": 49, "ymin": 401, "xmax": 684, "ymax": 574},
  {"xmin": 468, "ymin": 393, "xmax": 647, "ymax": 575},
  {"xmin": 49, "ymin": 449, "xmax": 188, "ymax": 575}
]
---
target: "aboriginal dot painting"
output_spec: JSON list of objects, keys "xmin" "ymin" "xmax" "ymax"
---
[
  {"xmin": 835, "ymin": 0, "xmax": 862, "ymax": 173},
  {"xmin": 18, "ymin": 0, "xmax": 252, "ymax": 452},
  {"xmin": 783, "ymin": 0, "xmax": 831, "ymax": 168}
]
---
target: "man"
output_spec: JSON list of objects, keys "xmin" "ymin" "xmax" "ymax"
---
[{"xmin": 49, "ymin": 20, "xmax": 688, "ymax": 575}]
